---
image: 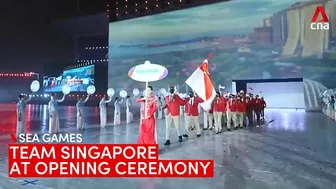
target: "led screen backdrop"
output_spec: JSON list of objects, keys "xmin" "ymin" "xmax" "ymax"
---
[
  {"xmin": 108, "ymin": 0, "xmax": 336, "ymax": 96},
  {"xmin": 43, "ymin": 65, "xmax": 95, "ymax": 93}
]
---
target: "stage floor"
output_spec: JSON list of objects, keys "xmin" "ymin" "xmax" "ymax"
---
[{"xmin": 0, "ymin": 104, "xmax": 336, "ymax": 189}]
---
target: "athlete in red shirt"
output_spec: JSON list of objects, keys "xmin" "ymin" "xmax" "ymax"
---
[
  {"xmin": 163, "ymin": 86, "xmax": 185, "ymax": 145},
  {"xmin": 254, "ymin": 95, "xmax": 263, "ymax": 127},
  {"xmin": 184, "ymin": 91, "xmax": 203, "ymax": 137},
  {"xmin": 260, "ymin": 97, "xmax": 266, "ymax": 121},
  {"xmin": 213, "ymin": 92, "xmax": 225, "ymax": 133},
  {"xmin": 226, "ymin": 95, "xmax": 238, "ymax": 130},
  {"xmin": 203, "ymin": 101, "xmax": 214, "ymax": 130},
  {"xmin": 236, "ymin": 96, "xmax": 246, "ymax": 128}
]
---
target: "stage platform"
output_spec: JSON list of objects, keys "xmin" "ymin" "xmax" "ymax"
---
[{"xmin": 0, "ymin": 104, "xmax": 336, "ymax": 189}]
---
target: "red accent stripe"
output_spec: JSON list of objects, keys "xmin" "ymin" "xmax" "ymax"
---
[
  {"xmin": 207, "ymin": 53, "xmax": 213, "ymax": 60},
  {"xmin": 10, "ymin": 134, "xmax": 17, "ymax": 142},
  {"xmin": 204, "ymin": 73, "xmax": 214, "ymax": 100},
  {"xmin": 128, "ymin": 68, "xmax": 135, "ymax": 77},
  {"xmin": 199, "ymin": 61, "xmax": 214, "ymax": 100}
]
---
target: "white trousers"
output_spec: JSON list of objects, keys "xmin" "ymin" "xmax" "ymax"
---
[
  {"xmin": 327, "ymin": 107, "xmax": 335, "ymax": 119},
  {"xmin": 165, "ymin": 114, "xmax": 181, "ymax": 140},
  {"xmin": 157, "ymin": 108, "xmax": 163, "ymax": 119},
  {"xmin": 243, "ymin": 113, "xmax": 247, "ymax": 125},
  {"xmin": 203, "ymin": 112, "xmax": 214, "ymax": 129},
  {"xmin": 186, "ymin": 116, "xmax": 201, "ymax": 135},
  {"xmin": 49, "ymin": 111, "xmax": 60, "ymax": 134},
  {"xmin": 114, "ymin": 110, "xmax": 121, "ymax": 125},
  {"xmin": 226, "ymin": 111, "xmax": 237, "ymax": 128},
  {"xmin": 222, "ymin": 112, "xmax": 227, "ymax": 124},
  {"xmin": 180, "ymin": 107, "xmax": 184, "ymax": 116},
  {"xmin": 77, "ymin": 113, "xmax": 85, "ymax": 130},
  {"xmin": 236, "ymin": 112, "xmax": 244, "ymax": 127},
  {"xmin": 213, "ymin": 112, "xmax": 223, "ymax": 132},
  {"xmin": 16, "ymin": 113, "xmax": 26, "ymax": 137},
  {"xmin": 126, "ymin": 107, "xmax": 133, "ymax": 124},
  {"xmin": 100, "ymin": 108, "xmax": 107, "ymax": 127}
]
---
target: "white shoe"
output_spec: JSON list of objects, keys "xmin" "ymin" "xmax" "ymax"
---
[{"xmin": 256, "ymin": 125, "xmax": 259, "ymax": 127}]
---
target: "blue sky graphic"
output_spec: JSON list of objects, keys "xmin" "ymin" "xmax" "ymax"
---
[{"xmin": 109, "ymin": 0, "xmax": 309, "ymax": 45}]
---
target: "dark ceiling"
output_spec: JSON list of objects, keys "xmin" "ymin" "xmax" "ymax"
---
[
  {"xmin": 0, "ymin": 0, "xmax": 109, "ymax": 22},
  {"xmin": 0, "ymin": 0, "xmax": 229, "ymax": 71},
  {"xmin": 0, "ymin": 0, "xmax": 229, "ymax": 23}
]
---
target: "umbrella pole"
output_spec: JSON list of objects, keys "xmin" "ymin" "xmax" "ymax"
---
[{"xmin": 145, "ymin": 81, "xmax": 148, "ymax": 118}]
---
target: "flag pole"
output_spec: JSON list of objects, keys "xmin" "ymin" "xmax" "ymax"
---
[
  {"xmin": 182, "ymin": 53, "xmax": 214, "ymax": 92},
  {"xmin": 145, "ymin": 81, "xmax": 148, "ymax": 118},
  {"xmin": 178, "ymin": 83, "xmax": 186, "ymax": 91}
]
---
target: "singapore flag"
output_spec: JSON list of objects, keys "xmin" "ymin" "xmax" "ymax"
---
[{"xmin": 185, "ymin": 57, "xmax": 216, "ymax": 111}]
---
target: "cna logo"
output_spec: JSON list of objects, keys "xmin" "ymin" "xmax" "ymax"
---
[{"xmin": 310, "ymin": 6, "xmax": 329, "ymax": 30}]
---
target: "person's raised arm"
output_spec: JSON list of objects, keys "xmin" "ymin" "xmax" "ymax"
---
[
  {"xmin": 136, "ymin": 98, "xmax": 145, "ymax": 103},
  {"xmin": 119, "ymin": 98, "xmax": 123, "ymax": 104},
  {"xmin": 196, "ymin": 97, "xmax": 204, "ymax": 103},
  {"xmin": 104, "ymin": 97, "xmax": 112, "ymax": 103},
  {"xmin": 83, "ymin": 95, "xmax": 90, "ymax": 103},
  {"xmin": 24, "ymin": 94, "xmax": 33, "ymax": 104},
  {"xmin": 57, "ymin": 95, "xmax": 66, "ymax": 102},
  {"xmin": 174, "ymin": 94, "xmax": 185, "ymax": 106}
]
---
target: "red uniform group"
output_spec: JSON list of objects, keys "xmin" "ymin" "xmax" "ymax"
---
[
  {"xmin": 196, "ymin": 91, "xmax": 267, "ymax": 132},
  {"xmin": 153, "ymin": 87, "xmax": 267, "ymax": 146}
]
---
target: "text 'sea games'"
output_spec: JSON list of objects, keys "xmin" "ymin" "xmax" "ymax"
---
[{"xmin": 8, "ymin": 134, "xmax": 214, "ymax": 178}]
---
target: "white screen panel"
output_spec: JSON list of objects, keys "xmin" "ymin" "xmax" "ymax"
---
[
  {"xmin": 231, "ymin": 82, "xmax": 236, "ymax": 94},
  {"xmin": 246, "ymin": 82, "xmax": 305, "ymax": 109}
]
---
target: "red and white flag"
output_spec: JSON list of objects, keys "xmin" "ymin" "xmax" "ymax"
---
[
  {"xmin": 185, "ymin": 58, "xmax": 216, "ymax": 111},
  {"xmin": 219, "ymin": 84, "xmax": 225, "ymax": 89}
]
